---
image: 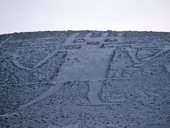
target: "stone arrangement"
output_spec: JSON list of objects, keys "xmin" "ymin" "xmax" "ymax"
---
[{"xmin": 0, "ymin": 31, "xmax": 170, "ymax": 128}]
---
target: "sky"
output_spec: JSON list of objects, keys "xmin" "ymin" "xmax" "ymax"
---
[{"xmin": 0, "ymin": 0, "xmax": 170, "ymax": 34}]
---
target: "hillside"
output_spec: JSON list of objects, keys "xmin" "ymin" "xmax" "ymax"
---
[{"xmin": 0, "ymin": 31, "xmax": 170, "ymax": 128}]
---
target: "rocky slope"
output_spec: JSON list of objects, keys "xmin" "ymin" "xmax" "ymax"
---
[{"xmin": 0, "ymin": 31, "xmax": 170, "ymax": 128}]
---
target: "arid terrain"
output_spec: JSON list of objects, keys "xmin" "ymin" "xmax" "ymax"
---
[{"xmin": 0, "ymin": 31, "xmax": 170, "ymax": 128}]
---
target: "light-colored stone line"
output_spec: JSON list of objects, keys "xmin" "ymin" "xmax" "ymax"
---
[
  {"xmin": 63, "ymin": 33, "xmax": 80, "ymax": 45},
  {"xmin": 126, "ymin": 47, "xmax": 141, "ymax": 64},
  {"xmin": 0, "ymin": 35, "xmax": 13, "ymax": 48},
  {"xmin": 85, "ymin": 32, "xmax": 108, "ymax": 42},
  {"xmin": 11, "ymin": 51, "xmax": 59, "ymax": 70},
  {"xmin": 0, "ymin": 78, "xmax": 132, "ymax": 117},
  {"xmin": 17, "ymin": 83, "xmax": 62, "ymax": 110},
  {"xmin": 134, "ymin": 46, "xmax": 170, "ymax": 67},
  {"xmin": 33, "ymin": 51, "xmax": 58, "ymax": 69},
  {"xmin": 10, "ymin": 34, "xmax": 81, "ymax": 71},
  {"xmin": 141, "ymin": 46, "xmax": 170, "ymax": 61},
  {"xmin": 11, "ymin": 53, "xmax": 32, "ymax": 70}
]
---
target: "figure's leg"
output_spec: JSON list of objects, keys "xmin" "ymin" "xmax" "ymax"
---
[{"xmin": 87, "ymin": 81, "xmax": 103, "ymax": 105}]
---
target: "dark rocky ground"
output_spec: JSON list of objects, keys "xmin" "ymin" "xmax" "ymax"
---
[{"xmin": 0, "ymin": 31, "xmax": 170, "ymax": 128}]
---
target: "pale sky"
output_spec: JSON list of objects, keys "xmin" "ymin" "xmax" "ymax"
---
[{"xmin": 0, "ymin": 0, "xmax": 170, "ymax": 34}]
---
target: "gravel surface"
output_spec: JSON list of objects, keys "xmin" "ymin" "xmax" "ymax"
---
[{"xmin": 0, "ymin": 31, "xmax": 170, "ymax": 128}]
